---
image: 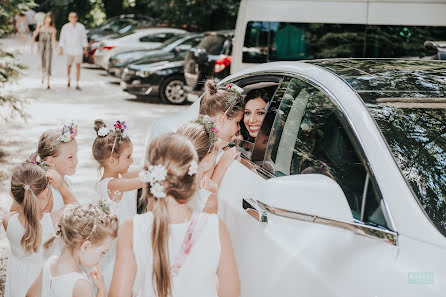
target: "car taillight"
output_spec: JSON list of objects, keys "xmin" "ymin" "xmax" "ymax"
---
[
  {"xmin": 214, "ymin": 55, "xmax": 232, "ymax": 73},
  {"xmin": 103, "ymin": 46, "xmax": 116, "ymax": 50}
]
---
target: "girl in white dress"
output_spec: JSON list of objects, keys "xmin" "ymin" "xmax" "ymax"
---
[
  {"xmin": 198, "ymin": 79, "xmax": 244, "ymax": 187},
  {"xmin": 27, "ymin": 203, "xmax": 119, "ymax": 297},
  {"xmin": 29, "ymin": 123, "xmax": 79, "ymax": 210},
  {"xmin": 177, "ymin": 117, "xmax": 222, "ymax": 213},
  {"xmin": 110, "ymin": 133, "xmax": 240, "ymax": 297},
  {"xmin": 3, "ymin": 162, "xmax": 63, "ymax": 297},
  {"xmin": 92, "ymin": 119, "xmax": 141, "ymax": 289}
]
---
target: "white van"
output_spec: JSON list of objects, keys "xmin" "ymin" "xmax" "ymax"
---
[{"xmin": 232, "ymin": 0, "xmax": 446, "ymax": 73}]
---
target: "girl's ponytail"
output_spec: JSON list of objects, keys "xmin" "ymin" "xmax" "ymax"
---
[
  {"xmin": 21, "ymin": 186, "xmax": 42, "ymax": 253},
  {"xmin": 151, "ymin": 198, "xmax": 171, "ymax": 297}
]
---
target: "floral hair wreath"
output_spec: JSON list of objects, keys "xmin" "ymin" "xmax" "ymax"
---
[
  {"xmin": 57, "ymin": 122, "xmax": 78, "ymax": 143},
  {"xmin": 192, "ymin": 115, "xmax": 219, "ymax": 150},
  {"xmin": 97, "ymin": 121, "xmax": 129, "ymax": 153},
  {"xmin": 25, "ymin": 159, "xmax": 49, "ymax": 170},
  {"xmin": 223, "ymin": 83, "xmax": 244, "ymax": 115},
  {"xmin": 139, "ymin": 161, "xmax": 198, "ymax": 199}
]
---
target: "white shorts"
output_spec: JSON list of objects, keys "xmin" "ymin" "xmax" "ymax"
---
[{"xmin": 66, "ymin": 54, "xmax": 82, "ymax": 65}]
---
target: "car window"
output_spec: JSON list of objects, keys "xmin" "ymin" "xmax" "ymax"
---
[
  {"xmin": 140, "ymin": 33, "xmax": 175, "ymax": 43},
  {"xmin": 243, "ymin": 21, "xmax": 446, "ymax": 63},
  {"xmin": 196, "ymin": 35, "xmax": 226, "ymax": 55},
  {"xmin": 263, "ymin": 77, "xmax": 389, "ymax": 228}
]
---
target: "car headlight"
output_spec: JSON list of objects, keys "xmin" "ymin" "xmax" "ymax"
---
[{"xmin": 135, "ymin": 70, "xmax": 151, "ymax": 78}]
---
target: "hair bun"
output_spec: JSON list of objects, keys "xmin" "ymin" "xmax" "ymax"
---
[
  {"xmin": 205, "ymin": 79, "xmax": 218, "ymax": 95},
  {"xmin": 94, "ymin": 119, "xmax": 106, "ymax": 134}
]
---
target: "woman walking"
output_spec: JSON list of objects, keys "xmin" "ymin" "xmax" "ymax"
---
[{"xmin": 31, "ymin": 13, "xmax": 57, "ymax": 89}]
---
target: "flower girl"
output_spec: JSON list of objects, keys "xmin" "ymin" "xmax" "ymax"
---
[
  {"xmin": 25, "ymin": 122, "xmax": 79, "ymax": 211},
  {"xmin": 177, "ymin": 116, "xmax": 221, "ymax": 213},
  {"xmin": 198, "ymin": 79, "xmax": 244, "ymax": 186},
  {"xmin": 26, "ymin": 203, "xmax": 119, "ymax": 297},
  {"xmin": 3, "ymin": 162, "xmax": 63, "ymax": 297},
  {"xmin": 110, "ymin": 133, "xmax": 240, "ymax": 297},
  {"xmin": 92, "ymin": 119, "xmax": 141, "ymax": 289}
]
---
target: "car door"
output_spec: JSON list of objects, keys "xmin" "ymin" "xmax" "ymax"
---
[{"xmin": 218, "ymin": 75, "xmax": 402, "ymax": 297}]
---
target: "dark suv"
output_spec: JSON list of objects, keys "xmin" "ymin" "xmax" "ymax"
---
[{"xmin": 184, "ymin": 30, "xmax": 233, "ymax": 95}]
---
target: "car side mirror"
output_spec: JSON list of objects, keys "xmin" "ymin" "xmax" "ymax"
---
[{"xmin": 258, "ymin": 174, "xmax": 353, "ymax": 222}]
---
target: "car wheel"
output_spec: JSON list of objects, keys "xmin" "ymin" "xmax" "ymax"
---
[{"xmin": 160, "ymin": 75, "xmax": 188, "ymax": 105}]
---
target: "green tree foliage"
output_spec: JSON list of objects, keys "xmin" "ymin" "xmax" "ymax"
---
[
  {"xmin": 0, "ymin": 50, "xmax": 27, "ymax": 121},
  {"xmin": 131, "ymin": 0, "xmax": 240, "ymax": 31}
]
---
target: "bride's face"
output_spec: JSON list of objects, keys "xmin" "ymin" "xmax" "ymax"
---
[{"xmin": 244, "ymin": 97, "xmax": 267, "ymax": 138}]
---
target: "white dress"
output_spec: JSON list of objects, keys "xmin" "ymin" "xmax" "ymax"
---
[
  {"xmin": 5, "ymin": 213, "xmax": 58, "ymax": 297},
  {"xmin": 50, "ymin": 176, "xmax": 71, "ymax": 212},
  {"xmin": 40, "ymin": 256, "xmax": 90, "ymax": 297},
  {"xmin": 188, "ymin": 189, "xmax": 213, "ymax": 212},
  {"xmin": 132, "ymin": 211, "xmax": 221, "ymax": 297},
  {"xmin": 96, "ymin": 176, "xmax": 137, "ymax": 290}
]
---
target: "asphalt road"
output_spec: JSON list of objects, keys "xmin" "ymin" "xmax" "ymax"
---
[{"xmin": 0, "ymin": 37, "xmax": 189, "ymax": 292}]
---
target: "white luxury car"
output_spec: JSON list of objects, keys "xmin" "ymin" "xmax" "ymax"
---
[
  {"xmin": 146, "ymin": 59, "xmax": 446, "ymax": 296},
  {"xmin": 93, "ymin": 27, "xmax": 187, "ymax": 70}
]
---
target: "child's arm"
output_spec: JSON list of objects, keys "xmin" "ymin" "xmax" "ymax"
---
[
  {"xmin": 89, "ymin": 265, "xmax": 106, "ymax": 297},
  {"xmin": 46, "ymin": 169, "xmax": 78, "ymax": 204},
  {"xmin": 109, "ymin": 219, "xmax": 137, "ymax": 297},
  {"xmin": 107, "ymin": 177, "xmax": 142, "ymax": 199},
  {"xmin": 26, "ymin": 270, "xmax": 42, "ymax": 297},
  {"xmin": 120, "ymin": 168, "xmax": 143, "ymax": 179},
  {"xmin": 72, "ymin": 279, "xmax": 95, "ymax": 297},
  {"xmin": 211, "ymin": 147, "xmax": 240, "ymax": 186},
  {"xmin": 203, "ymin": 195, "xmax": 218, "ymax": 214}
]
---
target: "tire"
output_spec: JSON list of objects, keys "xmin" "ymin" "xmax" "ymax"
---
[{"xmin": 159, "ymin": 75, "xmax": 188, "ymax": 105}]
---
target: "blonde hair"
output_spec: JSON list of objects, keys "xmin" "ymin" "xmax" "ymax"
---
[
  {"xmin": 29, "ymin": 130, "xmax": 65, "ymax": 162},
  {"xmin": 199, "ymin": 79, "xmax": 243, "ymax": 119},
  {"xmin": 177, "ymin": 122, "xmax": 211, "ymax": 161},
  {"xmin": 141, "ymin": 133, "xmax": 198, "ymax": 297},
  {"xmin": 45, "ymin": 203, "xmax": 118, "ymax": 250},
  {"xmin": 92, "ymin": 119, "xmax": 132, "ymax": 168},
  {"xmin": 10, "ymin": 163, "xmax": 49, "ymax": 253}
]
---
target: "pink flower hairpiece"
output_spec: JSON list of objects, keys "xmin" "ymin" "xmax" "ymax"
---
[{"xmin": 111, "ymin": 120, "xmax": 129, "ymax": 153}]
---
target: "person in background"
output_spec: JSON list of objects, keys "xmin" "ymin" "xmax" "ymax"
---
[
  {"xmin": 15, "ymin": 13, "xmax": 29, "ymax": 45},
  {"xmin": 26, "ymin": 9, "xmax": 36, "ymax": 33},
  {"xmin": 31, "ymin": 13, "xmax": 57, "ymax": 89},
  {"xmin": 58, "ymin": 12, "xmax": 88, "ymax": 90}
]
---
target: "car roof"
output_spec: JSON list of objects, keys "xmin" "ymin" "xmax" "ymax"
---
[
  {"xmin": 305, "ymin": 59, "xmax": 446, "ymax": 93},
  {"xmin": 133, "ymin": 27, "xmax": 187, "ymax": 35}
]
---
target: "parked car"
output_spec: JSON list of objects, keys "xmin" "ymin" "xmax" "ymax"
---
[
  {"xmin": 147, "ymin": 59, "xmax": 446, "ymax": 297},
  {"xmin": 110, "ymin": 33, "xmax": 203, "ymax": 77},
  {"xmin": 94, "ymin": 27, "xmax": 187, "ymax": 70},
  {"xmin": 87, "ymin": 15, "xmax": 153, "ymax": 41},
  {"xmin": 184, "ymin": 30, "xmax": 233, "ymax": 97},
  {"xmin": 424, "ymin": 40, "xmax": 446, "ymax": 60},
  {"xmin": 120, "ymin": 34, "xmax": 203, "ymax": 105}
]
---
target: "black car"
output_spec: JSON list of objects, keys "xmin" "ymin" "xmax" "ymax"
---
[
  {"xmin": 121, "ymin": 34, "xmax": 204, "ymax": 105},
  {"xmin": 109, "ymin": 34, "xmax": 203, "ymax": 77},
  {"xmin": 184, "ymin": 30, "xmax": 233, "ymax": 95}
]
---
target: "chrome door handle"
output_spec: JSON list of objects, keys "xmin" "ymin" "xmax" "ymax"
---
[{"xmin": 242, "ymin": 198, "xmax": 268, "ymax": 223}]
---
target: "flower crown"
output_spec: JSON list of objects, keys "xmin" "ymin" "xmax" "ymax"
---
[
  {"xmin": 223, "ymin": 83, "xmax": 244, "ymax": 115},
  {"xmin": 25, "ymin": 159, "xmax": 49, "ymax": 170},
  {"xmin": 57, "ymin": 122, "xmax": 78, "ymax": 143},
  {"xmin": 192, "ymin": 115, "xmax": 219, "ymax": 149},
  {"xmin": 139, "ymin": 161, "xmax": 198, "ymax": 199},
  {"xmin": 97, "ymin": 121, "xmax": 129, "ymax": 153}
]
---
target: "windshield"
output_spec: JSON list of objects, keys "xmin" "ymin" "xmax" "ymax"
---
[
  {"xmin": 367, "ymin": 98, "xmax": 446, "ymax": 236},
  {"xmin": 159, "ymin": 35, "xmax": 186, "ymax": 49}
]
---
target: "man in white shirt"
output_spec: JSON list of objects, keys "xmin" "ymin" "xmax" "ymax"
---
[{"xmin": 58, "ymin": 12, "xmax": 88, "ymax": 90}]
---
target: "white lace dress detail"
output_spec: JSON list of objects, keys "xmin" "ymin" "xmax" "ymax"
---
[
  {"xmin": 96, "ymin": 175, "xmax": 137, "ymax": 290},
  {"xmin": 132, "ymin": 212, "xmax": 221, "ymax": 297},
  {"xmin": 5, "ymin": 213, "xmax": 58, "ymax": 297},
  {"xmin": 41, "ymin": 256, "xmax": 90, "ymax": 297}
]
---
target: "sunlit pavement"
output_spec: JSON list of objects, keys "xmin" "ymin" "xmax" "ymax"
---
[{"xmin": 0, "ymin": 37, "xmax": 189, "ymax": 261}]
